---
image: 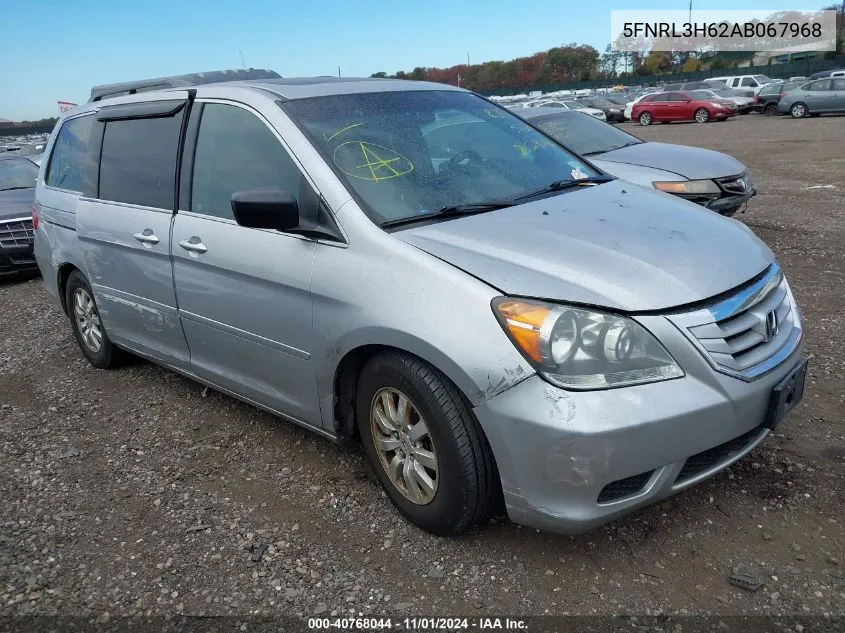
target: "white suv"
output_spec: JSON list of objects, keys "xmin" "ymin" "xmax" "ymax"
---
[{"xmin": 710, "ymin": 75, "xmax": 774, "ymax": 90}]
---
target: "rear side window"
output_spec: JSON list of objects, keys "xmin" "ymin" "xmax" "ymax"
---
[
  {"xmin": 808, "ymin": 80, "xmax": 831, "ymax": 91},
  {"xmin": 45, "ymin": 114, "xmax": 94, "ymax": 192},
  {"xmin": 190, "ymin": 103, "xmax": 304, "ymax": 220},
  {"xmin": 833, "ymin": 78, "xmax": 845, "ymax": 90},
  {"xmin": 98, "ymin": 115, "xmax": 181, "ymax": 209}
]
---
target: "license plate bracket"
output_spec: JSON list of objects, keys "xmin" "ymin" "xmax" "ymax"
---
[{"xmin": 764, "ymin": 358, "xmax": 807, "ymax": 431}]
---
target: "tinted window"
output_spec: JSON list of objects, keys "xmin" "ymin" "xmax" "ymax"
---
[
  {"xmin": 833, "ymin": 78, "xmax": 845, "ymax": 90},
  {"xmin": 191, "ymin": 104, "xmax": 303, "ymax": 220},
  {"xmin": 741, "ymin": 77, "xmax": 756, "ymax": 87},
  {"xmin": 532, "ymin": 111, "xmax": 642, "ymax": 156},
  {"xmin": 0, "ymin": 157, "xmax": 39, "ymax": 190},
  {"xmin": 99, "ymin": 114, "xmax": 181, "ymax": 208},
  {"xmin": 45, "ymin": 114, "xmax": 94, "ymax": 192},
  {"xmin": 666, "ymin": 93, "xmax": 686, "ymax": 102},
  {"xmin": 808, "ymin": 80, "xmax": 831, "ymax": 91},
  {"xmin": 759, "ymin": 85, "xmax": 777, "ymax": 96}
]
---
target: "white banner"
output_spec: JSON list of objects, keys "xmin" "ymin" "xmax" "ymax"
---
[{"xmin": 611, "ymin": 9, "xmax": 837, "ymax": 52}]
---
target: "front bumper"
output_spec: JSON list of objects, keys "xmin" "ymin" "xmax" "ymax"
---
[
  {"xmin": 473, "ymin": 313, "xmax": 804, "ymax": 534},
  {"xmin": 0, "ymin": 217, "xmax": 38, "ymax": 279},
  {"xmin": 0, "ymin": 246, "xmax": 38, "ymax": 278}
]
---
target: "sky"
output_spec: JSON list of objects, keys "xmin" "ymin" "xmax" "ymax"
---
[{"xmin": 0, "ymin": 0, "xmax": 829, "ymax": 121}]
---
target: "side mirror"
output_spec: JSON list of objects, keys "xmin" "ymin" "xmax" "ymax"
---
[{"xmin": 231, "ymin": 188, "xmax": 299, "ymax": 232}]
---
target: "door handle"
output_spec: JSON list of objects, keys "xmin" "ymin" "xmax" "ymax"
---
[
  {"xmin": 133, "ymin": 230, "xmax": 160, "ymax": 245},
  {"xmin": 178, "ymin": 237, "xmax": 208, "ymax": 254}
]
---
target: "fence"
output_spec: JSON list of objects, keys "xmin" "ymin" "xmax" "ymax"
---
[{"xmin": 480, "ymin": 54, "xmax": 845, "ymax": 96}]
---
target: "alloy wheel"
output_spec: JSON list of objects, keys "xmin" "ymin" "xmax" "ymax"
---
[
  {"xmin": 791, "ymin": 104, "xmax": 806, "ymax": 118},
  {"xmin": 370, "ymin": 387, "xmax": 438, "ymax": 505},
  {"xmin": 73, "ymin": 288, "xmax": 103, "ymax": 353},
  {"xmin": 695, "ymin": 108, "xmax": 710, "ymax": 123}
]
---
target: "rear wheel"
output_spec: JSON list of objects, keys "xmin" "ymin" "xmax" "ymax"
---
[
  {"xmin": 790, "ymin": 102, "xmax": 807, "ymax": 118},
  {"xmin": 65, "ymin": 271, "xmax": 127, "ymax": 369},
  {"xmin": 638, "ymin": 111, "xmax": 652, "ymax": 126},
  {"xmin": 764, "ymin": 102, "xmax": 779, "ymax": 116},
  {"xmin": 357, "ymin": 351, "xmax": 499, "ymax": 535},
  {"xmin": 694, "ymin": 108, "xmax": 710, "ymax": 123}
]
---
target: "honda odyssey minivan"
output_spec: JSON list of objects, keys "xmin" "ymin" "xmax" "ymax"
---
[{"xmin": 33, "ymin": 76, "xmax": 806, "ymax": 536}]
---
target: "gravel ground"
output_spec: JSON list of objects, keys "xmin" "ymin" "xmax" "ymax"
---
[{"xmin": 1, "ymin": 114, "xmax": 843, "ymax": 627}]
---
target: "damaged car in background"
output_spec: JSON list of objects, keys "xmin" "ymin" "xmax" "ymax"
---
[
  {"xmin": 519, "ymin": 107, "xmax": 756, "ymax": 216},
  {"xmin": 34, "ymin": 74, "xmax": 805, "ymax": 536}
]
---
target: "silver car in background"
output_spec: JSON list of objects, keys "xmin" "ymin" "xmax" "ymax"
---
[
  {"xmin": 519, "ymin": 108, "xmax": 756, "ymax": 216},
  {"xmin": 34, "ymin": 77, "xmax": 806, "ymax": 536}
]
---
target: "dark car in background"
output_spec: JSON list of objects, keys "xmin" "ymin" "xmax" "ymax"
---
[
  {"xmin": 754, "ymin": 82, "xmax": 798, "ymax": 115},
  {"xmin": 576, "ymin": 97, "xmax": 626, "ymax": 122},
  {"xmin": 0, "ymin": 155, "xmax": 39, "ymax": 278}
]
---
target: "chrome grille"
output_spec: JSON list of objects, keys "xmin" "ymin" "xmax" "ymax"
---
[
  {"xmin": 0, "ymin": 218, "xmax": 35, "ymax": 248},
  {"xmin": 668, "ymin": 264, "xmax": 802, "ymax": 381},
  {"xmin": 718, "ymin": 173, "xmax": 749, "ymax": 194}
]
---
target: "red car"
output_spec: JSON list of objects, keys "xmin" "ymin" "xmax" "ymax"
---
[{"xmin": 632, "ymin": 91, "xmax": 738, "ymax": 126}]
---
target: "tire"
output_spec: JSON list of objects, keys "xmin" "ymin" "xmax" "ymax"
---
[
  {"xmin": 356, "ymin": 351, "xmax": 499, "ymax": 536},
  {"xmin": 694, "ymin": 108, "xmax": 710, "ymax": 123},
  {"xmin": 790, "ymin": 102, "xmax": 807, "ymax": 118},
  {"xmin": 638, "ymin": 111, "xmax": 652, "ymax": 126},
  {"xmin": 764, "ymin": 102, "xmax": 779, "ymax": 116},
  {"xmin": 65, "ymin": 270, "xmax": 127, "ymax": 369}
]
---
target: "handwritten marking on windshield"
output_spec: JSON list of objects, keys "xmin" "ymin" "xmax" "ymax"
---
[{"xmin": 333, "ymin": 141, "xmax": 414, "ymax": 182}]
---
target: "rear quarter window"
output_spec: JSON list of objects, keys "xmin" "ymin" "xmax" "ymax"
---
[
  {"xmin": 45, "ymin": 114, "xmax": 95, "ymax": 192},
  {"xmin": 98, "ymin": 115, "xmax": 181, "ymax": 209}
]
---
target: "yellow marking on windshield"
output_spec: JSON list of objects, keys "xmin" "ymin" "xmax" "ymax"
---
[
  {"xmin": 333, "ymin": 141, "xmax": 414, "ymax": 182},
  {"xmin": 325, "ymin": 122, "xmax": 364, "ymax": 142}
]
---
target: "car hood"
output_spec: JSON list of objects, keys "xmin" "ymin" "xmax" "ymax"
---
[
  {"xmin": 396, "ymin": 180, "xmax": 773, "ymax": 312},
  {"xmin": 0, "ymin": 187, "xmax": 35, "ymax": 222},
  {"xmin": 594, "ymin": 142, "xmax": 746, "ymax": 180}
]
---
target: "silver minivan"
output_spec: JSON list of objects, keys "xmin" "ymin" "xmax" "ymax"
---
[{"xmin": 34, "ymin": 77, "xmax": 807, "ymax": 536}]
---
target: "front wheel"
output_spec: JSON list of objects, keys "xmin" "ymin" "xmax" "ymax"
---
[
  {"xmin": 638, "ymin": 111, "xmax": 653, "ymax": 126},
  {"xmin": 694, "ymin": 108, "xmax": 710, "ymax": 123},
  {"xmin": 357, "ymin": 352, "xmax": 499, "ymax": 535},
  {"xmin": 790, "ymin": 102, "xmax": 807, "ymax": 118}
]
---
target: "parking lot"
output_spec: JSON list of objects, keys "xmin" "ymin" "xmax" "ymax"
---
[{"xmin": 1, "ymin": 114, "xmax": 843, "ymax": 621}]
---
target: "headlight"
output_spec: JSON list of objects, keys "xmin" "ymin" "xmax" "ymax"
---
[
  {"xmin": 653, "ymin": 179, "xmax": 720, "ymax": 194},
  {"xmin": 492, "ymin": 298, "xmax": 684, "ymax": 390}
]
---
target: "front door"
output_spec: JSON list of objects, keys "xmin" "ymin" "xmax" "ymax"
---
[
  {"xmin": 171, "ymin": 101, "xmax": 320, "ymax": 426},
  {"xmin": 75, "ymin": 97, "xmax": 191, "ymax": 368}
]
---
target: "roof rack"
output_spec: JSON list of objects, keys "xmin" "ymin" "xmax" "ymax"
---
[{"xmin": 87, "ymin": 68, "xmax": 282, "ymax": 103}]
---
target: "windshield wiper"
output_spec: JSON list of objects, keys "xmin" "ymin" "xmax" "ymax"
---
[
  {"xmin": 511, "ymin": 175, "xmax": 614, "ymax": 202},
  {"xmin": 381, "ymin": 202, "xmax": 515, "ymax": 229},
  {"xmin": 0, "ymin": 186, "xmax": 34, "ymax": 191}
]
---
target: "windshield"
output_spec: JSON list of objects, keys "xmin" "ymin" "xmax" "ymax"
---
[
  {"xmin": 283, "ymin": 91, "xmax": 599, "ymax": 225},
  {"xmin": 531, "ymin": 111, "xmax": 642, "ymax": 156},
  {"xmin": 0, "ymin": 157, "xmax": 38, "ymax": 190},
  {"xmin": 689, "ymin": 90, "xmax": 716, "ymax": 100}
]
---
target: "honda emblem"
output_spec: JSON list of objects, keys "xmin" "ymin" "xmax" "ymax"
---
[{"xmin": 764, "ymin": 310, "xmax": 779, "ymax": 342}]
